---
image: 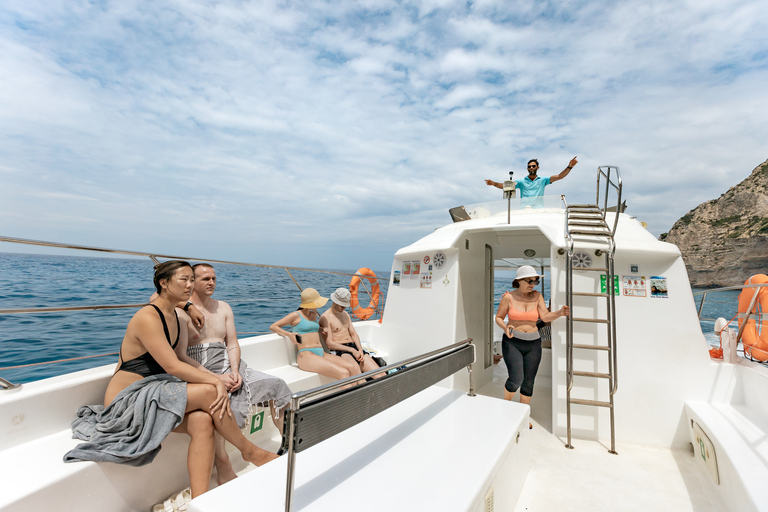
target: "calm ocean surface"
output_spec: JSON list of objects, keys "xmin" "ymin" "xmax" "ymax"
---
[{"xmin": 0, "ymin": 253, "xmax": 734, "ymax": 385}]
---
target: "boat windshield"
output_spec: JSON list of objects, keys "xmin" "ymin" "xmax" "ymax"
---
[{"xmin": 453, "ymin": 195, "xmax": 563, "ymax": 221}]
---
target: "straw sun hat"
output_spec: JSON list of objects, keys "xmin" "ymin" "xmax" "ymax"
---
[{"xmin": 299, "ymin": 288, "xmax": 328, "ymax": 309}]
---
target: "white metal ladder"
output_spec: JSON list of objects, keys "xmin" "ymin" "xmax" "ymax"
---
[{"xmin": 563, "ymin": 166, "xmax": 623, "ymax": 454}]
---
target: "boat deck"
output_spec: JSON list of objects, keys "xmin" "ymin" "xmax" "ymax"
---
[{"xmin": 477, "ymin": 361, "xmax": 728, "ymax": 512}]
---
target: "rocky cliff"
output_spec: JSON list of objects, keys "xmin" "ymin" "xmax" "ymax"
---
[{"xmin": 662, "ymin": 157, "xmax": 768, "ymax": 288}]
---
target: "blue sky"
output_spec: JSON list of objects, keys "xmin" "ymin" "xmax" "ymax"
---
[{"xmin": 1, "ymin": 0, "xmax": 767, "ymax": 271}]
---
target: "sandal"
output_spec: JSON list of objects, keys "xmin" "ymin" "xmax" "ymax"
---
[{"xmin": 152, "ymin": 487, "xmax": 191, "ymax": 512}]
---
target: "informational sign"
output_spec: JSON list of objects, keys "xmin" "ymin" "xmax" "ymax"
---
[
  {"xmin": 423, "ymin": 255, "xmax": 430, "ymax": 265},
  {"xmin": 402, "ymin": 261, "xmax": 411, "ymax": 276},
  {"xmin": 600, "ymin": 275, "xmax": 620, "ymax": 295},
  {"xmin": 393, "ymin": 271, "xmax": 401, "ymax": 286},
  {"xmin": 693, "ymin": 421, "xmax": 719, "ymax": 484},
  {"xmin": 411, "ymin": 261, "xmax": 421, "ymax": 279},
  {"xmin": 650, "ymin": 276, "xmax": 669, "ymax": 298},
  {"xmin": 420, "ymin": 272, "xmax": 432, "ymax": 289},
  {"xmin": 622, "ymin": 276, "xmax": 646, "ymax": 297},
  {"xmin": 249, "ymin": 410, "xmax": 265, "ymax": 434}
]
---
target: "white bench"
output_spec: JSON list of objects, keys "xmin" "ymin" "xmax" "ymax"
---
[
  {"xmin": 685, "ymin": 362, "xmax": 768, "ymax": 512},
  {"xmin": 0, "ymin": 333, "xmax": 335, "ymax": 512},
  {"xmin": 190, "ymin": 386, "xmax": 530, "ymax": 512}
]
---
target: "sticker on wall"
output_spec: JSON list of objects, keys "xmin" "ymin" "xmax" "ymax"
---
[
  {"xmin": 393, "ymin": 271, "xmax": 401, "ymax": 286},
  {"xmin": 423, "ymin": 255, "xmax": 430, "ymax": 265},
  {"xmin": 622, "ymin": 276, "xmax": 646, "ymax": 297},
  {"xmin": 420, "ymin": 272, "xmax": 433, "ymax": 289},
  {"xmin": 600, "ymin": 275, "xmax": 620, "ymax": 295},
  {"xmin": 650, "ymin": 276, "xmax": 669, "ymax": 298},
  {"xmin": 411, "ymin": 261, "xmax": 421, "ymax": 279},
  {"xmin": 402, "ymin": 261, "xmax": 411, "ymax": 276},
  {"xmin": 249, "ymin": 411, "xmax": 265, "ymax": 434}
]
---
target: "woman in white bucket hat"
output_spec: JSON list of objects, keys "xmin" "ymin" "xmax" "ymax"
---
[{"xmin": 495, "ymin": 265, "xmax": 569, "ymax": 428}]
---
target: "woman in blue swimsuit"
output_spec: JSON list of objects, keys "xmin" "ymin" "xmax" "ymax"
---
[{"xmin": 270, "ymin": 288, "xmax": 360, "ymax": 385}]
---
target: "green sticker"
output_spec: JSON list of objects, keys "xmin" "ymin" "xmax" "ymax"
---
[
  {"xmin": 249, "ymin": 411, "xmax": 265, "ymax": 434},
  {"xmin": 600, "ymin": 275, "xmax": 620, "ymax": 295}
]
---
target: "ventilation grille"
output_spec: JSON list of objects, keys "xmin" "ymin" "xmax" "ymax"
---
[{"xmin": 484, "ymin": 487, "xmax": 494, "ymax": 512}]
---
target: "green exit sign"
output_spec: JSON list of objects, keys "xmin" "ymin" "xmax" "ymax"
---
[{"xmin": 600, "ymin": 275, "xmax": 620, "ymax": 295}]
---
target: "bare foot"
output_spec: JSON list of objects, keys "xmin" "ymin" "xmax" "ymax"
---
[
  {"xmin": 215, "ymin": 460, "xmax": 238, "ymax": 486},
  {"xmin": 243, "ymin": 446, "xmax": 280, "ymax": 467}
]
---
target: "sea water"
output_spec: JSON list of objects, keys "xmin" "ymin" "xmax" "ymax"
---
[
  {"xmin": 0, "ymin": 253, "xmax": 736, "ymax": 385},
  {"xmin": 0, "ymin": 252, "xmax": 391, "ymax": 384}
]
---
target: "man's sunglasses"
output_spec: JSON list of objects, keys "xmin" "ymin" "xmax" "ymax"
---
[
  {"xmin": 521, "ymin": 278, "xmax": 540, "ymax": 284},
  {"xmin": 527, "ymin": 165, "xmax": 538, "ymax": 169}
]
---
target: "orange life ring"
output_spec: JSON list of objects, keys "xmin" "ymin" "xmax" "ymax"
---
[
  {"xmin": 738, "ymin": 274, "xmax": 768, "ymax": 361},
  {"xmin": 349, "ymin": 268, "xmax": 381, "ymax": 320}
]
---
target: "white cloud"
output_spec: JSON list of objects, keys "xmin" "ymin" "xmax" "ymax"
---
[{"xmin": 0, "ymin": 0, "xmax": 767, "ymax": 270}]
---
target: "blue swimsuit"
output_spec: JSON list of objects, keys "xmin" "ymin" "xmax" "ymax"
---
[{"xmin": 294, "ymin": 314, "xmax": 324, "ymax": 357}]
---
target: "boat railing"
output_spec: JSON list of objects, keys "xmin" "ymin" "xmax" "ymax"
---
[
  {"xmin": 451, "ymin": 195, "xmax": 564, "ymax": 222},
  {"xmin": 0, "ymin": 235, "xmax": 388, "ymax": 390},
  {"xmin": 694, "ymin": 282, "xmax": 768, "ymax": 360},
  {"xmin": 281, "ymin": 338, "xmax": 475, "ymax": 512},
  {"xmin": 597, "ymin": 166, "xmax": 623, "ymax": 237}
]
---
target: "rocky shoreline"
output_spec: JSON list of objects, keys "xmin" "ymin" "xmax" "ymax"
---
[{"xmin": 662, "ymin": 157, "xmax": 768, "ymax": 288}]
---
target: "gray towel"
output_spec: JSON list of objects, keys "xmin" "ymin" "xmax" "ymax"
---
[
  {"xmin": 188, "ymin": 342, "xmax": 292, "ymax": 428},
  {"xmin": 64, "ymin": 374, "xmax": 187, "ymax": 467}
]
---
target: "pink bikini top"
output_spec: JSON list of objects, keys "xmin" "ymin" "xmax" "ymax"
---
[{"xmin": 507, "ymin": 303, "xmax": 538, "ymax": 322}]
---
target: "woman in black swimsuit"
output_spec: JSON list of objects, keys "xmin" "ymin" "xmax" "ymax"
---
[{"xmin": 102, "ymin": 260, "xmax": 277, "ymax": 497}]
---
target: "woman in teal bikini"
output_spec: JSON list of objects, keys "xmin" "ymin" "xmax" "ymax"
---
[{"xmin": 270, "ymin": 288, "xmax": 360, "ymax": 384}]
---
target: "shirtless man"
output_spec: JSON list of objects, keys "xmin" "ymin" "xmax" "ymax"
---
[
  {"xmin": 176, "ymin": 264, "xmax": 292, "ymax": 485},
  {"xmin": 319, "ymin": 288, "xmax": 382, "ymax": 377}
]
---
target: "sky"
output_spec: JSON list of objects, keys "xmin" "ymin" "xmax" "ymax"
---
[{"xmin": 1, "ymin": 0, "xmax": 767, "ymax": 271}]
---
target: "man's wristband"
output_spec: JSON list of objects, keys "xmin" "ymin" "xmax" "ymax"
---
[
  {"xmin": 183, "ymin": 301, "xmax": 193, "ymax": 311},
  {"xmin": 566, "ymin": 166, "xmax": 572, "ymax": 170}
]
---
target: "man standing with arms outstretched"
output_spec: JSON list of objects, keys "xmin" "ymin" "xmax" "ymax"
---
[{"xmin": 485, "ymin": 156, "xmax": 579, "ymax": 197}]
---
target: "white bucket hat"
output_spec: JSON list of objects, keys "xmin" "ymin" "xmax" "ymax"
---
[
  {"xmin": 331, "ymin": 287, "xmax": 351, "ymax": 308},
  {"xmin": 515, "ymin": 265, "xmax": 543, "ymax": 281}
]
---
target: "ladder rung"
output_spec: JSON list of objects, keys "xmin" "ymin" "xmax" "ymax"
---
[
  {"xmin": 568, "ymin": 204, "xmax": 601, "ymax": 210},
  {"xmin": 573, "ymin": 292, "xmax": 609, "ymax": 297},
  {"xmin": 573, "ymin": 371, "xmax": 611, "ymax": 379},
  {"xmin": 573, "ymin": 317, "xmax": 609, "ymax": 324},
  {"xmin": 570, "ymin": 398, "xmax": 612, "ymax": 408},
  {"xmin": 569, "ymin": 230, "xmax": 612, "ymax": 236},
  {"xmin": 571, "ymin": 267, "xmax": 609, "ymax": 272},
  {"xmin": 573, "ymin": 343, "xmax": 611, "ymax": 351},
  {"xmin": 568, "ymin": 214, "xmax": 603, "ymax": 219},
  {"xmin": 569, "ymin": 222, "xmax": 608, "ymax": 228}
]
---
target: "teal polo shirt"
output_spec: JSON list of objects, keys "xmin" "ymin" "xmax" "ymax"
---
[{"xmin": 515, "ymin": 175, "xmax": 550, "ymax": 198}]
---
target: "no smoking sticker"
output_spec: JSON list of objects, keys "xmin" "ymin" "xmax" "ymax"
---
[{"xmin": 423, "ymin": 255, "xmax": 430, "ymax": 265}]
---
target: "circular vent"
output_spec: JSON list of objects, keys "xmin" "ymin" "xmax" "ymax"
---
[
  {"xmin": 433, "ymin": 252, "xmax": 446, "ymax": 269},
  {"xmin": 572, "ymin": 251, "xmax": 592, "ymax": 268}
]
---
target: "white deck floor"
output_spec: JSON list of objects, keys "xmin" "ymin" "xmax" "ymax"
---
[{"xmin": 477, "ymin": 359, "xmax": 728, "ymax": 512}]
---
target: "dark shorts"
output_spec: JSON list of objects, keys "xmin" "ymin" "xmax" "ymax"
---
[{"xmin": 332, "ymin": 342, "xmax": 359, "ymax": 358}]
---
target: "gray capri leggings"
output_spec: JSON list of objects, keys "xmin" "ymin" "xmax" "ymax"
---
[{"xmin": 502, "ymin": 330, "xmax": 542, "ymax": 397}]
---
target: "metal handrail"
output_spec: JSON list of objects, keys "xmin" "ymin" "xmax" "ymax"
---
[
  {"xmin": 288, "ymin": 339, "xmax": 474, "ymax": 407},
  {"xmin": 693, "ymin": 282, "xmax": 768, "ymax": 362},
  {"xmin": 0, "ymin": 235, "xmax": 388, "ymax": 281},
  {"xmin": 596, "ymin": 166, "xmax": 623, "ymax": 237},
  {"xmin": 283, "ymin": 339, "xmax": 474, "ymax": 512}
]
